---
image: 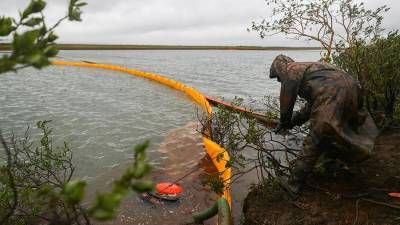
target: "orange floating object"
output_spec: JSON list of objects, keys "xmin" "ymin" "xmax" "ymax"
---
[
  {"xmin": 156, "ymin": 183, "xmax": 183, "ymax": 195},
  {"xmin": 389, "ymin": 193, "xmax": 400, "ymax": 198}
]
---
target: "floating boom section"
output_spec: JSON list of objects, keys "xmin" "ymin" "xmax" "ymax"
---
[{"xmin": 51, "ymin": 60, "xmax": 231, "ymax": 205}]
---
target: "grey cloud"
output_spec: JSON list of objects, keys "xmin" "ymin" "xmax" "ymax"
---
[{"xmin": 1, "ymin": 0, "xmax": 399, "ymax": 46}]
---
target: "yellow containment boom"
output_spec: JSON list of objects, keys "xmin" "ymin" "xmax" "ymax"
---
[{"xmin": 51, "ymin": 60, "xmax": 232, "ymax": 205}]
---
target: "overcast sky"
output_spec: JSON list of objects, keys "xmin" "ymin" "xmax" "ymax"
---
[{"xmin": 1, "ymin": 0, "xmax": 399, "ymax": 46}]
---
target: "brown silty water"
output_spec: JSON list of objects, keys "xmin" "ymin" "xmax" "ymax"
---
[{"xmin": 87, "ymin": 122, "xmax": 219, "ymax": 225}]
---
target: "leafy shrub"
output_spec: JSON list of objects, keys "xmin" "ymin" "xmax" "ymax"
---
[
  {"xmin": 0, "ymin": 121, "xmax": 153, "ymax": 224},
  {"xmin": 333, "ymin": 31, "xmax": 400, "ymax": 127},
  {"xmin": 198, "ymin": 97, "xmax": 307, "ymax": 190}
]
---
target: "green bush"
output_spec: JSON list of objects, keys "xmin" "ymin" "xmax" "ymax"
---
[
  {"xmin": 0, "ymin": 121, "xmax": 153, "ymax": 224},
  {"xmin": 333, "ymin": 31, "xmax": 400, "ymax": 127}
]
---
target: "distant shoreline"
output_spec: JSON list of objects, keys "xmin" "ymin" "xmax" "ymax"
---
[{"xmin": 0, "ymin": 44, "xmax": 321, "ymax": 51}]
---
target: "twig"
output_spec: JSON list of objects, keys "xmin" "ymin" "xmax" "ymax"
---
[
  {"xmin": 306, "ymin": 182, "xmax": 339, "ymax": 198},
  {"xmin": 307, "ymin": 183, "xmax": 400, "ymax": 210},
  {"xmin": 360, "ymin": 198, "xmax": 400, "ymax": 210},
  {"xmin": 158, "ymin": 164, "xmax": 202, "ymax": 193},
  {"xmin": 352, "ymin": 199, "xmax": 360, "ymax": 225}
]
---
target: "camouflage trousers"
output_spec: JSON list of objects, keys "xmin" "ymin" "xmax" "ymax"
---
[{"xmin": 288, "ymin": 135, "xmax": 321, "ymax": 192}]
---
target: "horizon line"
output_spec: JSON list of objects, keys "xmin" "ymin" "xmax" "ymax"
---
[{"xmin": 0, "ymin": 43, "xmax": 321, "ymax": 51}]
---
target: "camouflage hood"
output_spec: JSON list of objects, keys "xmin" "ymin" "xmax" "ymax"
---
[{"xmin": 269, "ymin": 55, "xmax": 295, "ymax": 82}]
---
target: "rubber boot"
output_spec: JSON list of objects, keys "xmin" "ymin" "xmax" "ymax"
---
[
  {"xmin": 286, "ymin": 159, "xmax": 315, "ymax": 197},
  {"xmin": 284, "ymin": 138, "xmax": 321, "ymax": 199}
]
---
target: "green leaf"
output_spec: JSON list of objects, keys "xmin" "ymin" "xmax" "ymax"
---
[
  {"xmin": 0, "ymin": 17, "xmax": 14, "ymax": 36},
  {"xmin": 90, "ymin": 192, "xmax": 123, "ymax": 220},
  {"xmin": 90, "ymin": 209, "xmax": 114, "ymax": 221},
  {"xmin": 132, "ymin": 162, "xmax": 151, "ymax": 179},
  {"xmin": 23, "ymin": 17, "xmax": 42, "ymax": 27},
  {"xmin": 36, "ymin": 185, "xmax": 54, "ymax": 197},
  {"xmin": 44, "ymin": 46, "xmax": 59, "ymax": 57},
  {"xmin": 12, "ymin": 29, "xmax": 41, "ymax": 54},
  {"xmin": 134, "ymin": 141, "xmax": 149, "ymax": 154},
  {"xmin": 68, "ymin": 9, "xmax": 82, "ymax": 21},
  {"xmin": 76, "ymin": 2, "xmax": 88, "ymax": 7},
  {"xmin": 31, "ymin": 0, "xmax": 47, "ymax": 13},
  {"xmin": 63, "ymin": 179, "xmax": 86, "ymax": 205},
  {"xmin": 24, "ymin": 50, "xmax": 42, "ymax": 64},
  {"xmin": 23, "ymin": 51, "xmax": 50, "ymax": 68},
  {"xmin": 224, "ymin": 159, "xmax": 233, "ymax": 169},
  {"xmin": 131, "ymin": 181, "xmax": 153, "ymax": 193},
  {"xmin": 0, "ymin": 55, "xmax": 16, "ymax": 73},
  {"xmin": 46, "ymin": 32, "xmax": 58, "ymax": 42},
  {"xmin": 22, "ymin": 0, "xmax": 47, "ymax": 18}
]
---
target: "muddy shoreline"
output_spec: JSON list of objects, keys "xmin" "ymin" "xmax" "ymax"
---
[{"xmin": 242, "ymin": 127, "xmax": 400, "ymax": 225}]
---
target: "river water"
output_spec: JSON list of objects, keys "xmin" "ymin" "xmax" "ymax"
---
[{"xmin": 0, "ymin": 50, "xmax": 320, "ymax": 224}]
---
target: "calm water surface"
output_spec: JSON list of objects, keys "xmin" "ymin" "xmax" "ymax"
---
[
  {"xmin": 0, "ymin": 65, "xmax": 198, "ymax": 178},
  {"xmin": 0, "ymin": 50, "xmax": 320, "ymax": 224},
  {"xmin": 59, "ymin": 50, "xmax": 321, "ymax": 102}
]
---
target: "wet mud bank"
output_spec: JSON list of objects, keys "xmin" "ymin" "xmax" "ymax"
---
[{"xmin": 242, "ymin": 127, "xmax": 400, "ymax": 225}]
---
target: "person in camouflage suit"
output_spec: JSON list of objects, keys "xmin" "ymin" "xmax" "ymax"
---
[{"xmin": 269, "ymin": 55, "xmax": 379, "ymax": 197}]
